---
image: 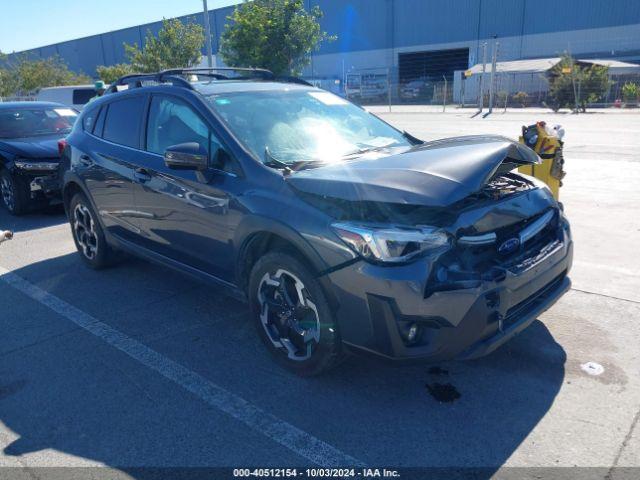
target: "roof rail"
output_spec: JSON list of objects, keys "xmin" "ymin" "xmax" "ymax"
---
[
  {"xmin": 161, "ymin": 67, "xmax": 276, "ymax": 80},
  {"xmin": 274, "ymin": 76, "xmax": 313, "ymax": 87},
  {"xmin": 104, "ymin": 72, "xmax": 194, "ymax": 94},
  {"xmin": 105, "ymin": 67, "xmax": 313, "ymax": 94}
]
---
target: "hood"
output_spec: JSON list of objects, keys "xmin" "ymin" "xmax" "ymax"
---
[
  {"xmin": 0, "ymin": 134, "xmax": 61, "ymax": 159},
  {"xmin": 286, "ymin": 135, "xmax": 540, "ymax": 207}
]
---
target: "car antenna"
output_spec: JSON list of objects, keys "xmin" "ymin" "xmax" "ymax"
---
[{"xmin": 264, "ymin": 147, "xmax": 292, "ymax": 175}]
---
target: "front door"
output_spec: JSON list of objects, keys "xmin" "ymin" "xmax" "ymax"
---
[{"xmin": 130, "ymin": 94, "xmax": 241, "ymax": 281}]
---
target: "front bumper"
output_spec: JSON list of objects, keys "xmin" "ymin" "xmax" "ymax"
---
[
  {"xmin": 28, "ymin": 174, "xmax": 60, "ymax": 197},
  {"xmin": 12, "ymin": 165, "xmax": 61, "ymax": 200},
  {"xmin": 327, "ymin": 221, "xmax": 573, "ymax": 362}
]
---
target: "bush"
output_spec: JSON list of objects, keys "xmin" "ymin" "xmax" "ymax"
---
[
  {"xmin": 497, "ymin": 91, "xmax": 508, "ymax": 106},
  {"xmin": 547, "ymin": 54, "xmax": 610, "ymax": 112},
  {"xmin": 513, "ymin": 91, "xmax": 529, "ymax": 108},
  {"xmin": 622, "ymin": 82, "xmax": 639, "ymax": 104}
]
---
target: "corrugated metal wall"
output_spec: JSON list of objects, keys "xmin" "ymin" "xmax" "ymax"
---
[{"xmin": 6, "ymin": 0, "xmax": 640, "ymax": 77}]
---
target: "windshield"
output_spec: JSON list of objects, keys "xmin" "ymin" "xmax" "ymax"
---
[
  {"xmin": 206, "ymin": 89, "xmax": 410, "ymax": 165},
  {"xmin": 0, "ymin": 107, "xmax": 77, "ymax": 139}
]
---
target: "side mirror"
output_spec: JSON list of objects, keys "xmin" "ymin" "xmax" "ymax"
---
[{"xmin": 164, "ymin": 142, "xmax": 208, "ymax": 170}]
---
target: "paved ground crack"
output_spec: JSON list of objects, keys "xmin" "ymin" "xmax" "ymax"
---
[
  {"xmin": 570, "ymin": 287, "xmax": 640, "ymax": 305},
  {"xmin": 607, "ymin": 406, "xmax": 640, "ymax": 478}
]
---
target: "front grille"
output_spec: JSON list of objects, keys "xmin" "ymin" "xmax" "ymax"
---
[
  {"xmin": 455, "ymin": 208, "xmax": 560, "ymax": 272},
  {"xmin": 424, "ymin": 209, "xmax": 563, "ymax": 298}
]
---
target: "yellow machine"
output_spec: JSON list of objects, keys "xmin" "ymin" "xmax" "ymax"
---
[{"xmin": 518, "ymin": 121, "xmax": 566, "ymax": 200}]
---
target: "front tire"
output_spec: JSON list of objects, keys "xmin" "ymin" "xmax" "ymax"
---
[
  {"xmin": 249, "ymin": 252, "xmax": 344, "ymax": 376},
  {"xmin": 1, "ymin": 169, "xmax": 30, "ymax": 216},
  {"xmin": 69, "ymin": 192, "xmax": 118, "ymax": 269}
]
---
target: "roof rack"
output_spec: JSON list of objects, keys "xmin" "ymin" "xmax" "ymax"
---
[
  {"xmin": 104, "ymin": 67, "xmax": 313, "ymax": 94},
  {"xmin": 104, "ymin": 72, "xmax": 193, "ymax": 94},
  {"xmin": 162, "ymin": 67, "xmax": 276, "ymax": 80}
]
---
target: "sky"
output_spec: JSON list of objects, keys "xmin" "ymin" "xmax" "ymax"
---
[{"xmin": 0, "ymin": 0, "xmax": 239, "ymax": 53}]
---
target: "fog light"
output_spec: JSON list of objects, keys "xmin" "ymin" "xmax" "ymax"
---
[
  {"xmin": 407, "ymin": 323, "xmax": 419, "ymax": 342},
  {"xmin": 398, "ymin": 321, "xmax": 423, "ymax": 346}
]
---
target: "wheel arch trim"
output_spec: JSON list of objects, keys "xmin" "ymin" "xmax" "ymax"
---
[{"xmin": 233, "ymin": 215, "xmax": 341, "ymax": 311}]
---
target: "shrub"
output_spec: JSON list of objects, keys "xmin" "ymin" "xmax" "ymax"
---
[
  {"xmin": 622, "ymin": 82, "xmax": 639, "ymax": 104},
  {"xmin": 513, "ymin": 91, "xmax": 529, "ymax": 108}
]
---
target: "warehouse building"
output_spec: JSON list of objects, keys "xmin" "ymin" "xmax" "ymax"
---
[{"xmin": 6, "ymin": 0, "xmax": 640, "ymax": 98}]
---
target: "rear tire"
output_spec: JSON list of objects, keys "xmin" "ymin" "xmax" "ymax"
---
[
  {"xmin": 69, "ymin": 192, "xmax": 118, "ymax": 269},
  {"xmin": 1, "ymin": 169, "xmax": 30, "ymax": 216},
  {"xmin": 249, "ymin": 251, "xmax": 344, "ymax": 376}
]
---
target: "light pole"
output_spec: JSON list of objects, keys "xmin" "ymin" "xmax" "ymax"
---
[
  {"xmin": 478, "ymin": 42, "xmax": 487, "ymax": 112},
  {"xmin": 203, "ymin": 0, "xmax": 214, "ymax": 68},
  {"xmin": 488, "ymin": 38, "xmax": 499, "ymax": 114}
]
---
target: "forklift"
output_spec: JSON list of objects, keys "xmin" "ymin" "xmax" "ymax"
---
[{"xmin": 518, "ymin": 121, "xmax": 566, "ymax": 200}]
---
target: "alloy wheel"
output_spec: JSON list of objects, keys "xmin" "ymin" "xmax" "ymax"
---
[
  {"xmin": 73, "ymin": 203, "xmax": 99, "ymax": 260},
  {"xmin": 257, "ymin": 268, "xmax": 321, "ymax": 361},
  {"xmin": 0, "ymin": 175, "xmax": 15, "ymax": 212}
]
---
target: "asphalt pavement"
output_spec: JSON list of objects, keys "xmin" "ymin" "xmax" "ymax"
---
[{"xmin": 0, "ymin": 109, "xmax": 638, "ymax": 478}]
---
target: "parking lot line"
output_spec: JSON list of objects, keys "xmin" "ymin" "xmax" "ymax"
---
[{"xmin": 0, "ymin": 266, "xmax": 364, "ymax": 468}]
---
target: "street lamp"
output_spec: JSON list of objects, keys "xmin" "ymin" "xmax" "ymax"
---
[{"xmin": 203, "ymin": 0, "xmax": 214, "ymax": 68}]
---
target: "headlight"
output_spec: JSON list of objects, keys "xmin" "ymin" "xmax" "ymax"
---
[
  {"xmin": 14, "ymin": 160, "xmax": 59, "ymax": 171},
  {"xmin": 332, "ymin": 222, "xmax": 450, "ymax": 263}
]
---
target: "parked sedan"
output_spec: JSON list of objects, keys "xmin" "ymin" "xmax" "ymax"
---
[
  {"xmin": 400, "ymin": 78, "xmax": 432, "ymax": 101},
  {"xmin": 0, "ymin": 102, "xmax": 77, "ymax": 215}
]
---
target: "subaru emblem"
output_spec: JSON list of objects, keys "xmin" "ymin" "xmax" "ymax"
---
[{"xmin": 498, "ymin": 237, "xmax": 520, "ymax": 255}]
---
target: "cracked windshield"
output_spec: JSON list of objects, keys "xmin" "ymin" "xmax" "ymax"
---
[{"xmin": 208, "ymin": 89, "xmax": 410, "ymax": 164}]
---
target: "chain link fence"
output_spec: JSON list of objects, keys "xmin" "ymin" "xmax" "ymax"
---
[{"xmin": 314, "ymin": 39, "xmax": 640, "ymax": 113}]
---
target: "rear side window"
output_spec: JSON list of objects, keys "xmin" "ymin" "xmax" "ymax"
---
[
  {"xmin": 82, "ymin": 107, "xmax": 98, "ymax": 132},
  {"xmin": 73, "ymin": 89, "xmax": 95, "ymax": 105},
  {"xmin": 93, "ymin": 107, "xmax": 106, "ymax": 136},
  {"xmin": 103, "ymin": 96, "xmax": 146, "ymax": 148}
]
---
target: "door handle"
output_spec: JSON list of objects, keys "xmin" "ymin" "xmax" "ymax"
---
[
  {"xmin": 134, "ymin": 167, "xmax": 152, "ymax": 183},
  {"xmin": 79, "ymin": 154, "xmax": 93, "ymax": 167}
]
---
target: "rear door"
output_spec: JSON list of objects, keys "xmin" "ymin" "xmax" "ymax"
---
[
  {"xmin": 80, "ymin": 93, "xmax": 147, "ymax": 242},
  {"xmin": 129, "ymin": 93, "xmax": 241, "ymax": 281}
]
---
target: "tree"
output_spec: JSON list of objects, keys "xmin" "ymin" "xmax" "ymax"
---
[
  {"xmin": 0, "ymin": 51, "xmax": 19, "ymax": 97},
  {"xmin": 219, "ymin": 0, "xmax": 336, "ymax": 76},
  {"xmin": 547, "ymin": 54, "xmax": 609, "ymax": 112},
  {"xmin": 580, "ymin": 64, "xmax": 609, "ymax": 108},
  {"xmin": 124, "ymin": 18, "xmax": 204, "ymax": 72},
  {"xmin": 0, "ymin": 68, "xmax": 20, "ymax": 97},
  {"xmin": 96, "ymin": 63, "xmax": 133, "ymax": 84},
  {"xmin": 0, "ymin": 54, "xmax": 90, "ymax": 97}
]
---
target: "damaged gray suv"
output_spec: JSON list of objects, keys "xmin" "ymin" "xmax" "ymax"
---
[{"xmin": 60, "ymin": 69, "xmax": 572, "ymax": 376}]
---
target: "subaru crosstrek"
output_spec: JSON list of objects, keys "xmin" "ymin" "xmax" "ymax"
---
[{"xmin": 59, "ymin": 68, "xmax": 572, "ymax": 376}]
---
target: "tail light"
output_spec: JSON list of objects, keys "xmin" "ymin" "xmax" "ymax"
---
[{"xmin": 57, "ymin": 138, "xmax": 67, "ymax": 156}]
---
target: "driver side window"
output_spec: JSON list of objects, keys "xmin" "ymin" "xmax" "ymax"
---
[{"xmin": 146, "ymin": 96, "xmax": 212, "ymax": 158}]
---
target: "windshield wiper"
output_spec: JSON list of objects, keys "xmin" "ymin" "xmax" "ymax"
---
[
  {"xmin": 263, "ymin": 148, "xmax": 331, "ymax": 173},
  {"xmin": 264, "ymin": 147, "xmax": 292, "ymax": 174},
  {"xmin": 341, "ymin": 142, "xmax": 398, "ymax": 158},
  {"xmin": 402, "ymin": 131, "xmax": 424, "ymax": 145},
  {"xmin": 289, "ymin": 160, "xmax": 328, "ymax": 171}
]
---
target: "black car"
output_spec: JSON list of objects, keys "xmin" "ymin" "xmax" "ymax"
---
[
  {"xmin": 59, "ymin": 68, "xmax": 572, "ymax": 376},
  {"xmin": 0, "ymin": 101, "xmax": 78, "ymax": 215}
]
